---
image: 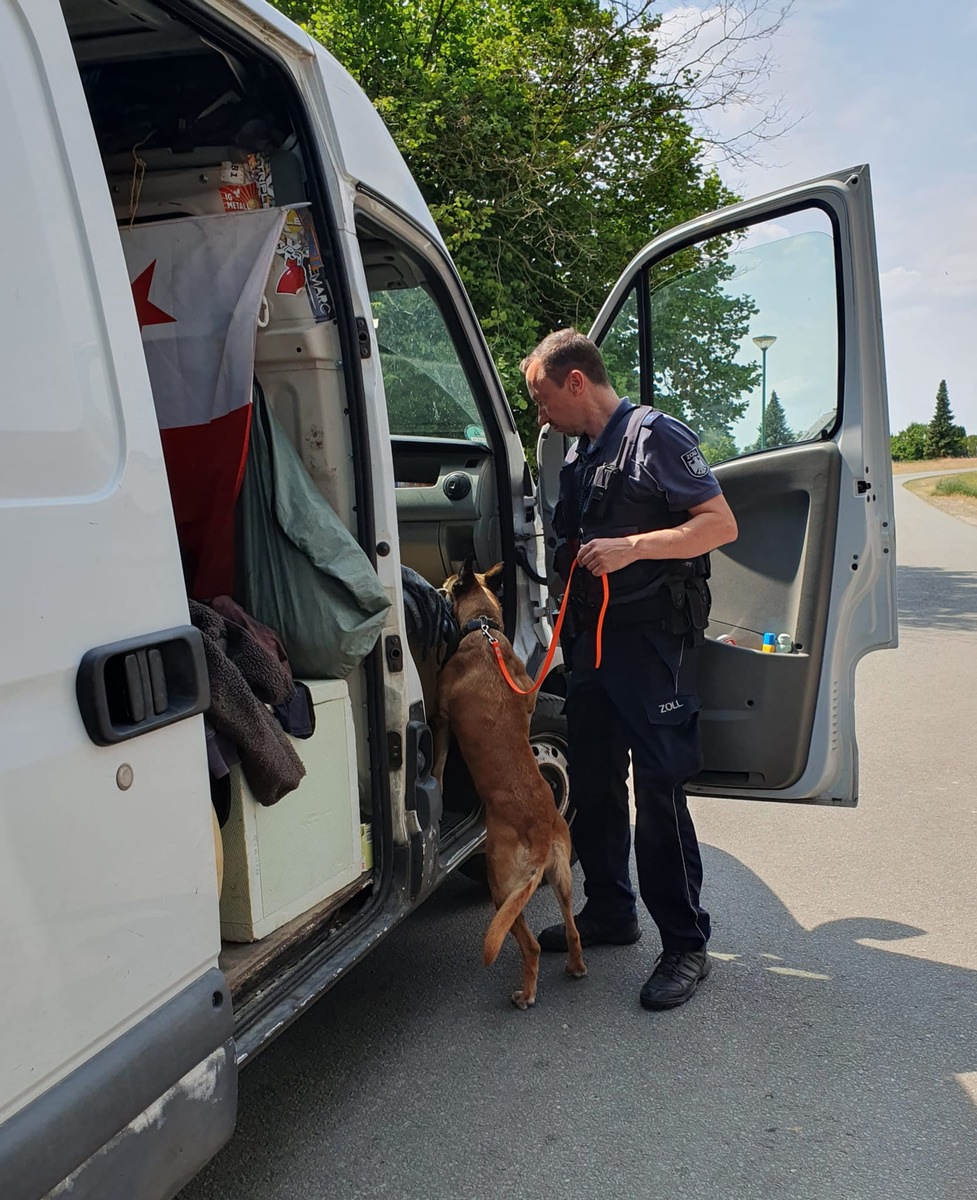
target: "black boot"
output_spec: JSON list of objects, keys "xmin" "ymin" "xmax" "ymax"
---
[
  {"xmin": 538, "ymin": 909, "xmax": 641, "ymax": 952},
  {"xmin": 639, "ymin": 949, "xmax": 712, "ymax": 1010}
]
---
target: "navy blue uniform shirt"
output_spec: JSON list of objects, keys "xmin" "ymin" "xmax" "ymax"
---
[
  {"xmin": 568, "ymin": 400, "xmax": 720, "ymax": 700},
  {"xmin": 569, "ymin": 399, "xmax": 721, "ymax": 513}
]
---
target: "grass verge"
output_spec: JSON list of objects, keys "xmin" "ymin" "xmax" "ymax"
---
[
  {"xmin": 892, "ymin": 457, "xmax": 975, "ymax": 474},
  {"xmin": 933, "ymin": 473, "xmax": 977, "ymax": 498},
  {"xmin": 905, "ymin": 471, "xmax": 977, "ymax": 528}
]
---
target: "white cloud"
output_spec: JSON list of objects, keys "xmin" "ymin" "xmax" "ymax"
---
[
  {"xmin": 738, "ymin": 220, "xmax": 793, "ymax": 246},
  {"xmin": 880, "ymin": 265, "xmax": 923, "ymax": 304}
]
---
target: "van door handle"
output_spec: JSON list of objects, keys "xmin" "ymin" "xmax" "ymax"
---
[
  {"xmin": 514, "ymin": 544, "xmax": 547, "ymax": 585},
  {"xmin": 76, "ymin": 626, "xmax": 210, "ymax": 746}
]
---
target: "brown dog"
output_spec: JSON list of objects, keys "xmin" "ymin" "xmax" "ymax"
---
[{"xmin": 433, "ymin": 560, "xmax": 586, "ymax": 1008}]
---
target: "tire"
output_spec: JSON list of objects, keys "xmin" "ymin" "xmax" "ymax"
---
[
  {"xmin": 457, "ymin": 690, "xmax": 572, "ymax": 883},
  {"xmin": 527, "ymin": 691, "xmax": 572, "ymax": 824}
]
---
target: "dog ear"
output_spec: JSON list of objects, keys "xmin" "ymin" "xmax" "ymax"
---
[
  {"xmin": 452, "ymin": 556, "xmax": 477, "ymax": 597},
  {"xmin": 483, "ymin": 562, "xmax": 504, "ymax": 595}
]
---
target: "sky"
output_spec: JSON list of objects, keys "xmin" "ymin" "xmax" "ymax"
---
[{"xmin": 656, "ymin": 0, "xmax": 977, "ymax": 438}]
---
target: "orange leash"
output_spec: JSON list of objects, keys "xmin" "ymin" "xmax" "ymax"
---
[{"xmin": 484, "ymin": 559, "xmax": 609, "ymax": 695}]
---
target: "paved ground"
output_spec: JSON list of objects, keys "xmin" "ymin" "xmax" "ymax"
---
[{"xmin": 181, "ymin": 477, "xmax": 977, "ymax": 1200}]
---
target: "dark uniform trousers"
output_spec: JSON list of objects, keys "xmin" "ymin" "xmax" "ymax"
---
[{"xmin": 566, "ymin": 621, "xmax": 711, "ymax": 952}]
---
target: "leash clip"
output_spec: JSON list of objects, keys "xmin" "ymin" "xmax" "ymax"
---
[
  {"xmin": 478, "ymin": 618, "xmax": 500, "ymax": 646},
  {"xmin": 477, "ymin": 559, "xmax": 609, "ymax": 697}
]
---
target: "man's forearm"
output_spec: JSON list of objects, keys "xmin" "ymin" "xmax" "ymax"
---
[
  {"xmin": 629, "ymin": 512, "xmax": 737, "ymax": 560},
  {"xmin": 575, "ymin": 501, "xmax": 738, "ymax": 575}
]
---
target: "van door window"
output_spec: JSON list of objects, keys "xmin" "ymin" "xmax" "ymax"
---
[
  {"xmin": 357, "ymin": 216, "xmax": 502, "ymax": 590},
  {"xmin": 602, "ymin": 208, "xmax": 840, "ymax": 466},
  {"xmin": 371, "ymin": 285, "xmax": 486, "ymax": 444},
  {"xmin": 358, "ymin": 221, "xmax": 488, "ymax": 448}
]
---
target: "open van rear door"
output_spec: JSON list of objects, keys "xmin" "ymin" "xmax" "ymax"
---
[{"xmin": 537, "ymin": 166, "xmax": 897, "ymax": 805}]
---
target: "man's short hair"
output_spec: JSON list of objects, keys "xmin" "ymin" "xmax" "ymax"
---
[{"xmin": 520, "ymin": 328, "xmax": 610, "ymax": 388}]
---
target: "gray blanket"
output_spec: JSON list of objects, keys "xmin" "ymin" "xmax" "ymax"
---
[
  {"xmin": 190, "ymin": 600, "xmax": 306, "ymax": 806},
  {"xmin": 401, "ymin": 566, "xmax": 459, "ymax": 665}
]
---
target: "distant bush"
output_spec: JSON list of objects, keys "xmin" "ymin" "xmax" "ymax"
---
[
  {"xmin": 933, "ymin": 473, "xmax": 977, "ymax": 498},
  {"xmin": 890, "ymin": 423, "xmax": 928, "ymax": 461}
]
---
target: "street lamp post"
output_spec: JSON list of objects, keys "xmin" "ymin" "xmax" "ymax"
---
[{"xmin": 752, "ymin": 334, "xmax": 777, "ymax": 451}]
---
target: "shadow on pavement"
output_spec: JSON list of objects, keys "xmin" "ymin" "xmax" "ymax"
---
[
  {"xmin": 180, "ymin": 847, "xmax": 977, "ymax": 1200},
  {"xmin": 897, "ymin": 563, "xmax": 977, "ymax": 632}
]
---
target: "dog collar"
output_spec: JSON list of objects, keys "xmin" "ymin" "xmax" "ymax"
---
[{"xmin": 460, "ymin": 616, "xmax": 503, "ymax": 638}]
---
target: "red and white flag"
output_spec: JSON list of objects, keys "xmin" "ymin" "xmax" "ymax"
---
[{"xmin": 121, "ymin": 208, "xmax": 285, "ymax": 598}]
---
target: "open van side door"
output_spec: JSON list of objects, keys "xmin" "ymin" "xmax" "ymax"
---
[
  {"xmin": 538, "ymin": 165, "xmax": 897, "ymax": 805},
  {"xmin": 0, "ymin": 2, "xmax": 233, "ymax": 1195}
]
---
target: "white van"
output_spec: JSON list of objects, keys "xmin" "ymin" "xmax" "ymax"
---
[{"xmin": 0, "ymin": 0, "xmax": 897, "ymax": 1195}]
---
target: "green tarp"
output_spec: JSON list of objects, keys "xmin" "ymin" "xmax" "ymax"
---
[{"xmin": 239, "ymin": 388, "xmax": 391, "ymax": 679}]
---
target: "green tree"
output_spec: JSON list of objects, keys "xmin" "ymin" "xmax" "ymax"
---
[
  {"xmin": 925, "ymin": 380, "xmax": 966, "ymax": 459},
  {"xmin": 965, "ymin": 434, "xmax": 977, "ymax": 458},
  {"xmin": 599, "ymin": 262, "xmax": 759, "ymax": 445},
  {"xmin": 278, "ymin": 0, "xmax": 753, "ymax": 450},
  {"xmin": 699, "ymin": 427, "xmax": 740, "ymax": 465},
  {"xmin": 648, "ymin": 254, "xmax": 759, "ymax": 437},
  {"xmin": 744, "ymin": 390, "xmax": 794, "ymax": 452},
  {"xmin": 890, "ymin": 422, "xmax": 928, "ymax": 462}
]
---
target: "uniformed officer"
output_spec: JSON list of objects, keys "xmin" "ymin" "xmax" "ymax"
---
[{"xmin": 520, "ymin": 329, "xmax": 738, "ymax": 1010}]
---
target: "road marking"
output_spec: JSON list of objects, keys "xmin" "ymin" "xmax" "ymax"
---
[
  {"xmin": 767, "ymin": 966, "xmax": 832, "ymax": 981},
  {"xmin": 955, "ymin": 1072, "xmax": 977, "ymax": 1108}
]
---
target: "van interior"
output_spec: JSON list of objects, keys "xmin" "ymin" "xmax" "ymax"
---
[{"xmin": 61, "ymin": 0, "xmax": 505, "ymax": 1004}]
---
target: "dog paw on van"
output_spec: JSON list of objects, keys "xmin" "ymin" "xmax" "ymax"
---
[{"xmin": 433, "ymin": 559, "xmax": 586, "ymax": 1008}]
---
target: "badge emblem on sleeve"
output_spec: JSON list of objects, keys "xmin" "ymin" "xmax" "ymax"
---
[{"xmin": 681, "ymin": 448, "xmax": 710, "ymax": 478}]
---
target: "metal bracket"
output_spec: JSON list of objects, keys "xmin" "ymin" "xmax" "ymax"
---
[
  {"xmin": 355, "ymin": 316, "xmax": 372, "ymax": 359},
  {"xmin": 385, "ymin": 634, "xmax": 404, "ymax": 673}
]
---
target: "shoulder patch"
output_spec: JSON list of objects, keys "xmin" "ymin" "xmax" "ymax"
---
[{"xmin": 681, "ymin": 447, "xmax": 711, "ymax": 478}]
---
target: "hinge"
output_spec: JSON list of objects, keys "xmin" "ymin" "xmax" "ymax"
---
[{"xmin": 387, "ymin": 730, "xmax": 403, "ymax": 771}]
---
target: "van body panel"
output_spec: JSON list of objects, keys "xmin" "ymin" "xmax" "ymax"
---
[
  {"xmin": 193, "ymin": 0, "xmax": 315, "ymax": 58},
  {"xmin": 0, "ymin": 970, "xmax": 234, "ymax": 1199},
  {"xmin": 305, "ymin": 43, "xmax": 443, "ymax": 242},
  {"xmin": 41, "ymin": 1045, "xmax": 236, "ymax": 1200},
  {"xmin": 349, "ymin": 190, "xmax": 551, "ymax": 668},
  {"xmin": 0, "ymin": 0, "xmax": 223, "ymax": 1125}
]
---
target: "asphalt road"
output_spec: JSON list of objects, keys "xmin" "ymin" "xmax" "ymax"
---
[{"xmin": 181, "ymin": 476, "xmax": 977, "ymax": 1200}]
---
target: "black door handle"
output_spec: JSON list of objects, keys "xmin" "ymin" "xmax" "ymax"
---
[
  {"xmin": 76, "ymin": 626, "xmax": 209, "ymax": 746},
  {"xmin": 514, "ymin": 544, "xmax": 548, "ymax": 585}
]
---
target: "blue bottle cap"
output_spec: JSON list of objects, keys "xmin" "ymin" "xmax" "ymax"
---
[{"xmin": 762, "ymin": 631, "xmax": 776, "ymax": 646}]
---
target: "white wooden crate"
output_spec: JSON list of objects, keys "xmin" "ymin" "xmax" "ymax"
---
[{"xmin": 219, "ymin": 679, "xmax": 362, "ymax": 942}]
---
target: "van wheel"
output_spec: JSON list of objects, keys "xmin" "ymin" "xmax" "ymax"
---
[
  {"xmin": 528, "ymin": 691, "xmax": 571, "ymax": 822},
  {"xmin": 458, "ymin": 690, "xmax": 573, "ymax": 884}
]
